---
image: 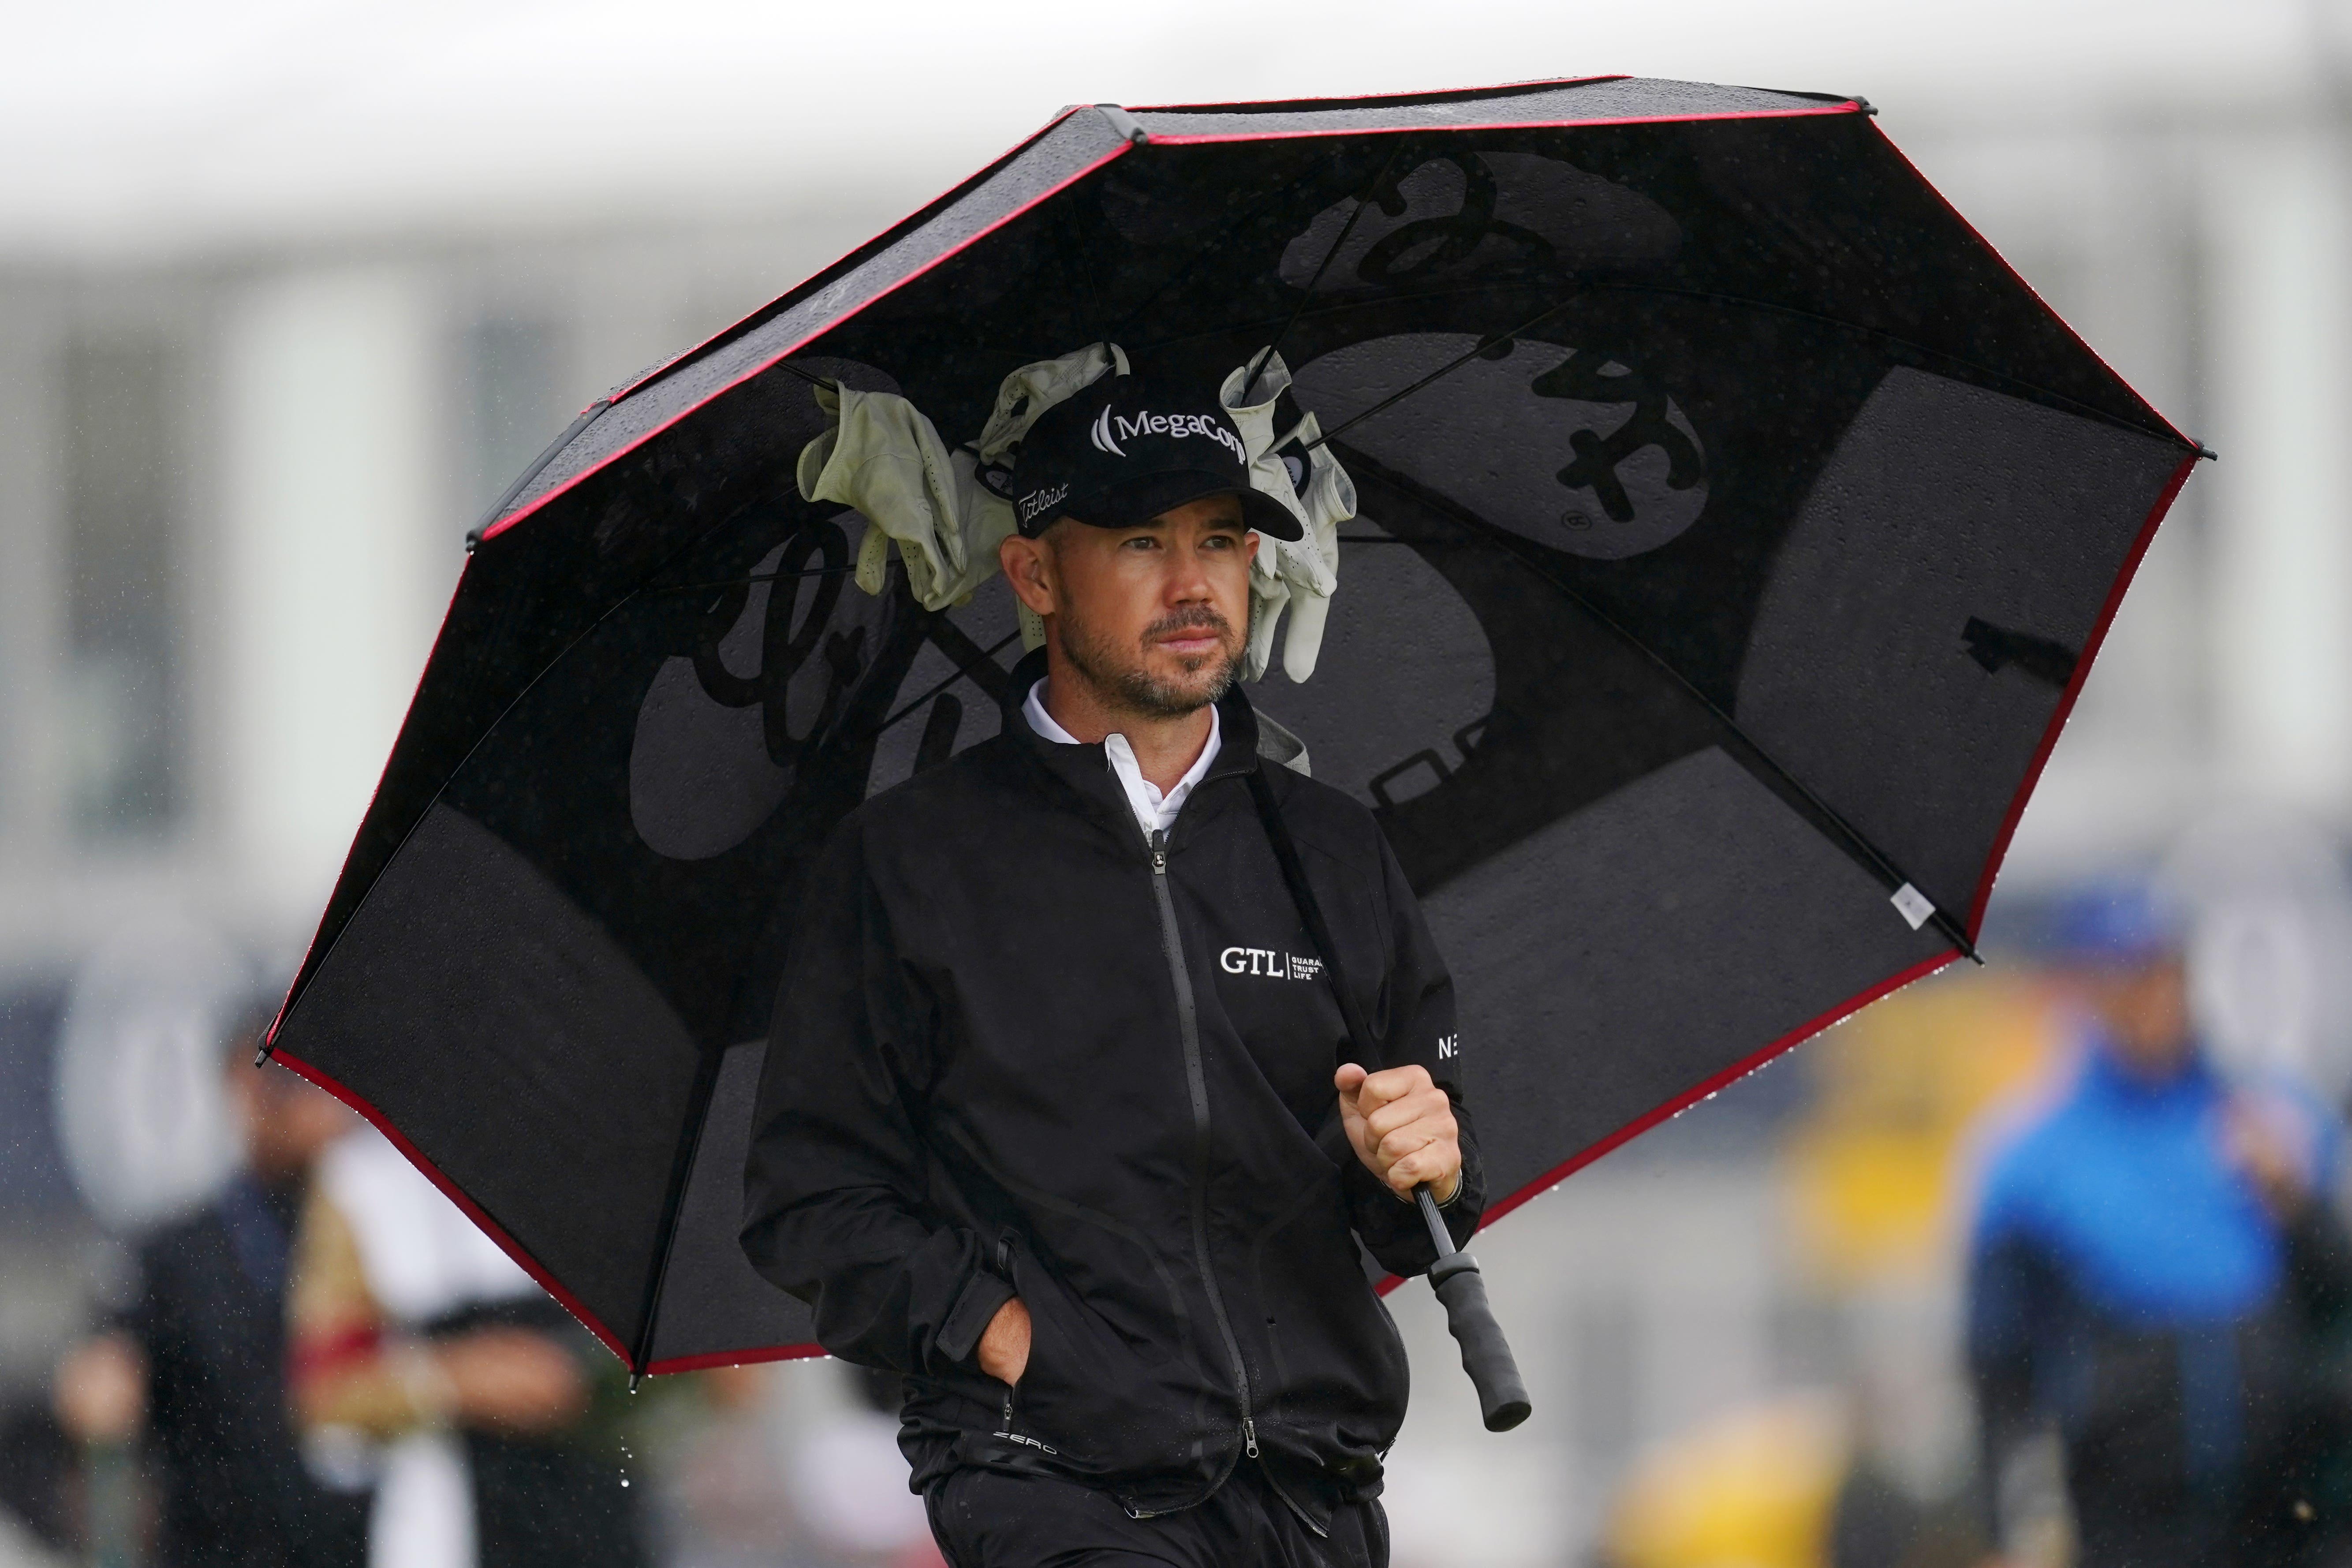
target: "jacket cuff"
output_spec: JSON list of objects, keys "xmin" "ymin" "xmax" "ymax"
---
[{"xmin": 936, "ymin": 1266, "xmax": 1018, "ymax": 1366}]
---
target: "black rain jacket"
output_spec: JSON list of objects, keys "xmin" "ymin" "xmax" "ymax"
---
[{"xmin": 740, "ymin": 654, "xmax": 1483, "ymax": 1527}]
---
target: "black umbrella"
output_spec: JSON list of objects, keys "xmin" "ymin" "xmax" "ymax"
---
[{"xmin": 264, "ymin": 76, "xmax": 2199, "ymax": 1388}]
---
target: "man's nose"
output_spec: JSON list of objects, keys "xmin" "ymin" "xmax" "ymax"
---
[{"xmin": 1164, "ymin": 543, "xmax": 1217, "ymax": 603}]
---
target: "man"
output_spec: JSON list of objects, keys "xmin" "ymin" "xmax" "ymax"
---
[
  {"xmin": 743, "ymin": 368, "xmax": 1481, "ymax": 1567},
  {"xmin": 52, "ymin": 1006, "xmax": 369, "ymax": 1568},
  {"xmin": 1966, "ymin": 887, "xmax": 2352, "ymax": 1568}
]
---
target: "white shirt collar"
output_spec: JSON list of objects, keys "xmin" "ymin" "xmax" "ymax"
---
[{"xmin": 1023, "ymin": 679, "xmax": 1222, "ymax": 841}]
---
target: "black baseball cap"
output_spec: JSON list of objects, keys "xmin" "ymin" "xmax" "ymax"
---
[{"xmin": 1008, "ymin": 370, "xmax": 1305, "ymax": 541}]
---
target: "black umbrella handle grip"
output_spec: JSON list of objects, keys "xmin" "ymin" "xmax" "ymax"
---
[{"xmin": 1416, "ymin": 1188, "xmax": 1532, "ymax": 1432}]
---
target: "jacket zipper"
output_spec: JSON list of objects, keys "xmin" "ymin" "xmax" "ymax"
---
[
  {"xmin": 1147, "ymin": 827, "xmax": 1259, "ymax": 1463},
  {"xmin": 991, "ymin": 1232, "xmax": 1057, "ymax": 1456}
]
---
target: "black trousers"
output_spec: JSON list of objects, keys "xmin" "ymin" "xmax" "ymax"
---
[{"xmin": 926, "ymin": 1464, "xmax": 1390, "ymax": 1568}]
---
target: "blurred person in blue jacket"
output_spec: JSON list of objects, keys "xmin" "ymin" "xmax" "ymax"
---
[{"xmin": 1967, "ymin": 885, "xmax": 2352, "ymax": 1568}]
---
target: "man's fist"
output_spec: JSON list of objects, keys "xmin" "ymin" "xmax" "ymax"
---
[
  {"xmin": 434, "ymin": 1327, "xmax": 588, "ymax": 1434},
  {"xmin": 978, "ymin": 1296, "xmax": 1031, "ymax": 1385},
  {"xmin": 54, "ymin": 1333, "xmax": 144, "ymax": 1445},
  {"xmin": 1336, "ymin": 1063, "xmax": 1461, "ymax": 1203}
]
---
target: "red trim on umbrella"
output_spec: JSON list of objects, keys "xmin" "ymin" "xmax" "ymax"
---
[
  {"xmin": 1144, "ymin": 103, "xmax": 1866, "ymax": 147},
  {"xmin": 644, "ymin": 946, "xmax": 1956, "ymax": 1355},
  {"xmin": 1371, "ymin": 945, "xmax": 1960, "ymax": 1293},
  {"xmin": 269, "ymin": 1049, "xmax": 635, "ymax": 1370},
  {"xmin": 479, "ymin": 132, "xmax": 1138, "ymax": 545},
  {"xmin": 478, "ymin": 94, "xmax": 1870, "ymax": 547},
  {"xmin": 1964, "ymin": 449, "xmax": 2201, "ymax": 937},
  {"xmin": 267, "ymin": 566, "xmax": 477, "ymax": 1055},
  {"xmin": 285, "ymin": 85, "xmax": 2174, "ymax": 1374},
  {"xmin": 1862, "ymin": 121, "xmax": 2195, "ymax": 452},
  {"xmin": 645, "ymin": 1343, "xmax": 826, "ymax": 1377},
  {"xmin": 604, "ymin": 108, "xmax": 1094, "ymax": 408},
  {"xmin": 286, "ymin": 945, "xmax": 1956, "ymax": 1375}
]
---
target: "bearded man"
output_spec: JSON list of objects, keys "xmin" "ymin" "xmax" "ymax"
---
[{"xmin": 741, "ymin": 368, "xmax": 1482, "ymax": 1568}]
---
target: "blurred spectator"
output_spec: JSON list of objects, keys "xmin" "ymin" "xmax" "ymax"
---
[
  {"xmin": 286, "ymin": 1124, "xmax": 644, "ymax": 1568},
  {"xmin": 50, "ymin": 1005, "xmax": 368, "ymax": 1568},
  {"xmin": 1602, "ymin": 1393, "xmax": 1850, "ymax": 1568},
  {"xmin": 1966, "ymin": 885, "xmax": 2352, "ymax": 1568}
]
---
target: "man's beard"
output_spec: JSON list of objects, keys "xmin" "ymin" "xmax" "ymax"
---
[{"xmin": 1057, "ymin": 603, "xmax": 1241, "ymax": 719}]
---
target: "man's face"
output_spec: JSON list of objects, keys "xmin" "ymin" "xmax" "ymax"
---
[
  {"xmin": 228, "ymin": 1059, "xmax": 355, "ymax": 1182},
  {"xmin": 1008, "ymin": 494, "xmax": 1258, "ymax": 718},
  {"xmin": 2077, "ymin": 954, "xmax": 2194, "ymax": 1082}
]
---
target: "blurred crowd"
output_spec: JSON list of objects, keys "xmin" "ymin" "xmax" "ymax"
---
[
  {"xmin": 16, "ymin": 1001, "xmax": 947, "ymax": 1568},
  {"xmin": 7, "ymin": 825, "xmax": 2352, "ymax": 1568},
  {"xmin": 1600, "ymin": 820, "xmax": 2352, "ymax": 1568}
]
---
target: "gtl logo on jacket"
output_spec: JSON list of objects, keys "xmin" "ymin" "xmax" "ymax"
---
[{"xmin": 1220, "ymin": 946, "xmax": 1321, "ymax": 980}]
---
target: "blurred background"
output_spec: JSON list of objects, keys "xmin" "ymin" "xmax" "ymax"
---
[{"xmin": 8, "ymin": 1, "xmax": 2352, "ymax": 1564}]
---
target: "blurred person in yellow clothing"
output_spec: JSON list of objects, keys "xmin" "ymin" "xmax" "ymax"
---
[
  {"xmin": 1603, "ymin": 1390, "xmax": 1989, "ymax": 1568},
  {"xmin": 1605, "ymin": 1395, "xmax": 1852, "ymax": 1568}
]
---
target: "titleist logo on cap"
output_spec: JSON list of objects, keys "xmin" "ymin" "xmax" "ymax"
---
[
  {"xmin": 1089, "ymin": 405, "xmax": 1248, "ymax": 465},
  {"xmin": 1016, "ymin": 482, "xmax": 1069, "ymax": 523}
]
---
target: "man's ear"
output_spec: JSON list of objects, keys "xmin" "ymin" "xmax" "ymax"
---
[{"xmin": 999, "ymin": 531, "xmax": 1057, "ymax": 618}]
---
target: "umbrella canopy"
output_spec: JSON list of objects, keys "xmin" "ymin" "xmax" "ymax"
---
[{"xmin": 265, "ymin": 75, "xmax": 2199, "ymax": 1377}]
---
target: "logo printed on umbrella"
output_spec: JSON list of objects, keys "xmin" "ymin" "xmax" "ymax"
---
[
  {"xmin": 1534, "ymin": 352, "xmax": 1703, "ymax": 524},
  {"xmin": 630, "ymin": 518, "xmax": 882, "ymax": 862}
]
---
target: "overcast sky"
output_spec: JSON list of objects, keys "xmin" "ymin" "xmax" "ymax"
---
[{"xmin": 4, "ymin": 0, "xmax": 2336, "ymax": 258}]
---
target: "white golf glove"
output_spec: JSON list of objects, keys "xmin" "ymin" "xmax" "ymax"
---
[
  {"xmin": 1221, "ymin": 351, "xmax": 1355, "ymax": 682},
  {"xmin": 977, "ymin": 343, "xmax": 1127, "ymax": 647},
  {"xmin": 797, "ymin": 384, "xmax": 967, "ymax": 608},
  {"xmin": 797, "ymin": 346, "xmax": 1131, "ymax": 625},
  {"xmin": 977, "ymin": 342, "xmax": 1128, "ymax": 463}
]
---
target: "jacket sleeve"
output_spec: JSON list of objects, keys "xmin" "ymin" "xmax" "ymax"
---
[
  {"xmin": 1965, "ymin": 1168, "xmax": 2067, "ymax": 1551},
  {"xmin": 1340, "ymin": 830, "xmax": 1486, "ymax": 1277},
  {"xmin": 739, "ymin": 821, "xmax": 1015, "ymax": 1376}
]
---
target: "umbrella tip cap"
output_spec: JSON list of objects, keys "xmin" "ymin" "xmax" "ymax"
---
[{"xmin": 1093, "ymin": 105, "xmax": 1149, "ymax": 147}]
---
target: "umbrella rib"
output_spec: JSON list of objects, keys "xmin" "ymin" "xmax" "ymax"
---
[
  {"xmin": 876, "ymin": 629, "xmax": 1022, "ymax": 733},
  {"xmin": 1304, "ymin": 299, "xmax": 1578, "ymax": 452},
  {"xmin": 465, "ymin": 397, "xmax": 614, "ymax": 550},
  {"xmin": 1112, "ymin": 153, "xmax": 1383, "ymax": 336},
  {"xmin": 625, "ymin": 605, "xmax": 1002, "ymax": 1389},
  {"xmin": 1145, "ymin": 279, "xmax": 2190, "ymax": 453},
  {"xmin": 772, "ymin": 360, "xmax": 833, "ymax": 389},
  {"xmin": 266, "ymin": 489, "xmax": 846, "ymax": 1366},
  {"xmin": 626, "ymin": 1042, "xmax": 729, "ymax": 1384},
  {"xmin": 1243, "ymin": 141, "xmax": 1409, "ymax": 397},
  {"xmin": 1333, "ymin": 439, "xmax": 1982, "ymax": 962}
]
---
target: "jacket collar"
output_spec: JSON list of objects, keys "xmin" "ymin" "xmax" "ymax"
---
[{"xmin": 999, "ymin": 649, "xmax": 1265, "ymax": 833}]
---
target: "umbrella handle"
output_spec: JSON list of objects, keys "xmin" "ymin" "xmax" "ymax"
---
[
  {"xmin": 1247, "ymin": 763, "xmax": 1531, "ymax": 1433},
  {"xmin": 1416, "ymin": 1187, "xmax": 1531, "ymax": 1432}
]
